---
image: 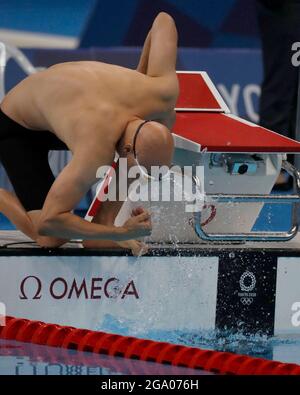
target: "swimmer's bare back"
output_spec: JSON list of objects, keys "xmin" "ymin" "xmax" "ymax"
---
[{"xmin": 0, "ymin": 12, "xmax": 179, "ymax": 242}]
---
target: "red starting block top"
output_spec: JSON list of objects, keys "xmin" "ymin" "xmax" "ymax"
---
[
  {"xmin": 174, "ymin": 112, "xmax": 300, "ymax": 153},
  {"xmin": 174, "ymin": 71, "xmax": 300, "ymax": 153},
  {"xmin": 176, "ymin": 71, "xmax": 229, "ymax": 113}
]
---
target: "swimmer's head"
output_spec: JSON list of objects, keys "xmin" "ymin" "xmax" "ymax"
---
[{"xmin": 117, "ymin": 119, "xmax": 174, "ymax": 174}]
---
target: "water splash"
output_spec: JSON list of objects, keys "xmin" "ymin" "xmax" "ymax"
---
[{"xmin": 99, "ymin": 315, "xmax": 300, "ymax": 361}]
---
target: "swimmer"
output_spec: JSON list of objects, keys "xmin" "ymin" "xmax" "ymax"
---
[{"xmin": 0, "ymin": 12, "xmax": 179, "ymax": 255}]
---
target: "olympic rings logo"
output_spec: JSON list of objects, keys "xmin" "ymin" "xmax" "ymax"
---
[{"xmin": 240, "ymin": 297, "xmax": 253, "ymax": 305}]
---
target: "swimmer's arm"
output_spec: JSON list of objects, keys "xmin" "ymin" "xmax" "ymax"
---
[{"xmin": 37, "ymin": 147, "xmax": 145, "ymax": 241}]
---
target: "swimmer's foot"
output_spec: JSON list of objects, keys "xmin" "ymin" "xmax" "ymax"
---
[{"xmin": 116, "ymin": 240, "xmax": 149, "ymax": 256}]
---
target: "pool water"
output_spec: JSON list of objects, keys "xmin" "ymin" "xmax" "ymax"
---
[
  {"xmin": 1, "ymin": 330, "xmax": 300, "ymax": 375},
  {"xmin": 94, "ymin": 314, "xmax": 300, "ymax": 366},
  {"xmin": 141, "ymin": 329, "xmax": 300, "ymax": 365},
  {"xmin": 0, "ymin": 340, "xmax": 212, "ymax": 375}
]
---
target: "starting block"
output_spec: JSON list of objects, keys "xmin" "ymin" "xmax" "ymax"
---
[
  {"xmin": 173, "ymin": 72, "xmax": 300, "ymax": 243},
  {"xmin": 90, "ymin": 71, "xmax": 300, "ymax": 244}
]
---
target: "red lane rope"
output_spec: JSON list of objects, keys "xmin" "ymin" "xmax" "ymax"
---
[{"xmin": 1, "ymin": 316, "xmax": 300, "ymax": 375}]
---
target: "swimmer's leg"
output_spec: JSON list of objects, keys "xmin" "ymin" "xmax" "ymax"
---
[
  {"xmin": 137, "ymin": 12, "xmax": 178, "ymax": 76},
  {"xmin": 0, "ymin": 188, "xmax": 66, "ymax": 247},
  {"xmin": 146, "ymin": 12, "xmax": 178, "ymax": 77}
]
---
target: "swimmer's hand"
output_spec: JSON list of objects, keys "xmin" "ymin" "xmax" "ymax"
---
[
  {"xmin": 116, "ymin": 240, "xmax": 149, "ymax": 256},
  {"xmin": 120, "ymin": 207, "xmax": 152, "ymax": 240}
]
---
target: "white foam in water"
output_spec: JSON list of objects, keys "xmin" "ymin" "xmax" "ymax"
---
[{"xmin": 114, "ymin": 171, "xmax": 204, "ymax": 245}]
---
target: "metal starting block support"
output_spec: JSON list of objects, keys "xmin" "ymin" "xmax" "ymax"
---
[{"xmin": 194, "ymin": 161, "xmax": 300, "ymax": 242}]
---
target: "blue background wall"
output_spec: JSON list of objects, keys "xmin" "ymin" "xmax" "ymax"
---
[
  {"xmin": 0, "ymin": 0, "xmax": 96, "ymax": 37},
  {"xmin": 80, "ymin": 0, "xmax": 260, "ymax": 48},
  {"xmin": 0, "ymin": 0, "xmax": 261, "ymax": 48}
]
